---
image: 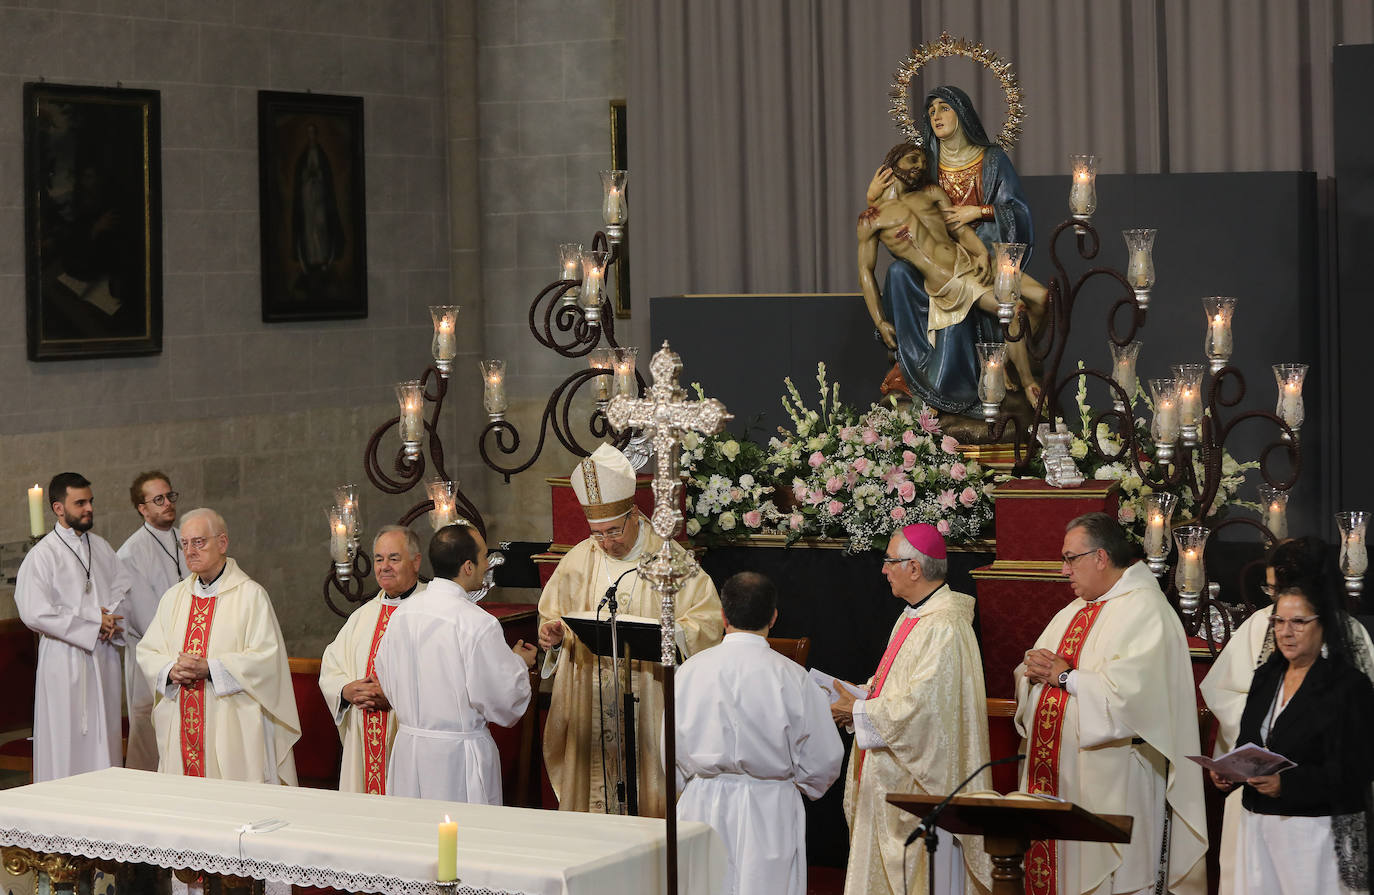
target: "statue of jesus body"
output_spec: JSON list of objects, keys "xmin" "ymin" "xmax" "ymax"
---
[{"xmin": 858, "ymin": 142, "xmax": 1045, "ymax": 405}]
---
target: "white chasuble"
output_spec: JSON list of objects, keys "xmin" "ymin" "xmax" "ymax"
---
[
  {"xmin": 15, "ymin": 526, "xmax": 131, "ymax": 782},
  {"xmin": 373, "ymin": 578, "xmax": 531, "ymax": 804},
  {"xmin": 1014, "ymin": 562, "xmax": 1207, "ymax": 895},
  {"xmin": 539, "ymin": 528, "xmax": 723, "ymax": 817},
  {"xmin": 137, "ymin": 558, "xmax": 299, "ymax": 785},
  {"xmin": 842, "ymin": 586, "xmax": 993, "ymax": 895},
  {"xmin": 672, "ymin": 632, "xmax": 844, "ymax": 895},
  {"xmin": 318, "ymin": 585, "xmax": 421, "ymax": 793},
  {"xmin": 117, "ymin": 524, "xmax": 183, "ymax": 772}
]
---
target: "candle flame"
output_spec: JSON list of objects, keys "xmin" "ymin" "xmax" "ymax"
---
[{"xmin": 444, "ymin": 814, "xmax": 452, "ymax": 823}]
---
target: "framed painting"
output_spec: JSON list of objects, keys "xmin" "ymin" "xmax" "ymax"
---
[
  {"xmin": 24, "ymin": 82, "xmax": 162, "ymax": 361},
  {"xmin": 258, "ymin": 91, "xmax": 368, "ymax": 322},
  {"xmin": 610, "ymin": 99, "xmax": 631, "ymax": 319}
]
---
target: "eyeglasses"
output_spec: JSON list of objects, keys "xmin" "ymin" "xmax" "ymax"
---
[
  {"xmin": 1268, "ymin": 615, "xmax": 1319, "ymax": 632},
  {"xmin": 589, "ymin": 523, "xmax": 629, "ymax": 542},
  {"xmin": 179, "ymin": 535, "xmax": 216, "ymax": 551},
  {"xmin": 1061, "ymin": 549, "xmax": 1097, "ymax": 565},
  {"xmin": 881, "ymin": 557, "xmax": 912, "ymax": 566},
  {"xmin": 143, "ymin": 491, "xmax": 179, "ymax": 507}
]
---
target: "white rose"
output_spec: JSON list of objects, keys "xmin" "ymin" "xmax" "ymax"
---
[
  {"xmin": 686, "ymin": 518, "xmax": 702, "ymax": 535},
  {"xmin": 739, "ymin": 474, "xmax": 755, "ymax": 489},
  {"xmin": 1069, "ymin": 439, "xmax": 1088, "ymax": 460},
  {"xmin": 682, "ymin": 432, "xmax": 700, "ymax": 450},
  {"xmin": 719, "ymin": 512, "xmax": 737, "ymax": 531},
  {"xmin": 720, "ymin": 440, "xmax": 741, "ymax": 461}
]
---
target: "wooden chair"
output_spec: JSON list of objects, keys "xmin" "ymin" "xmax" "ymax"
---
[
  {"xmin": 0, "ymin": 619, "xmax": 38, "ymax": 778},
  {"xmin": 512, "ymin": 666, "xmax": 543, "ymax": 808},
  {"xmin": 767, "ymin": 636, "xmax": 812, "ymax": 667},
  {"xmin": 287, "ymin": 656, "xmax": 342, "ymax": 790}
]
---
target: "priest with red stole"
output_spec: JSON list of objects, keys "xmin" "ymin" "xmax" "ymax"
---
[
  {"xmin": 137, "ymin": 507, "xmax": 299, "ymax": 784},
  {"xmin": 318, "ymin": 525, "xmax": 425, "ymax": 793},
  {"xmin": 831, "ymin": 523, "xmax": 992, "ymax": 895}
]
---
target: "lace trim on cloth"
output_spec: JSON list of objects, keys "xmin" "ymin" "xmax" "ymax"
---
[
  {"xmin": 1333, "ymin": 812, "xmax": 1370, "ymax": 892},
  {"xmin": 0, "ymin": 828, "xmax": 522, "ymax": 895}
]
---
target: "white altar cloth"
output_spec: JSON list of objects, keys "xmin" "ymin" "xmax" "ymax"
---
[{"xmin": 0, "ymin": 768, "xmax": 725, "ymax": 895}]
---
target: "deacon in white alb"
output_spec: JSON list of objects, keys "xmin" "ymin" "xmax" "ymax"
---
[
  {"xmin": 319, "ymin": 525, "xmax": 426, "ymax": 793},
  {"xmin": 375, "ymin": 523, "xmax": 536, "ymax": 803},
  {"xmin": 116, "ymin": 470, "xmax": 184, "ymax": 772},
  {"xmin": 538, "ymin": 444, "xmax": 723, "ymax": 816},
  {"xmin": 137, "ymin": 508, "xmax": 300, "ymax": 784},
  {"xmin": 671, "ymin": 571, "xmax": 843, "ymax": 895},
  {"xmin": 15, "ymin": 472, "xmax": 131, "ymax": 782}
]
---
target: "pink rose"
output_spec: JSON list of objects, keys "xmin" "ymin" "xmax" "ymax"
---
[
  {"xmin": 937, "ymin": 519, "xmax": 951, "ymax": 535},
  {"xmin": 941, "ymin": 435, "xmax": 960, "ymax": 455},
  {"xmin": 884, "ymin": 469, "xmax": 908, "ymax": 492},
  {"xmin": 898, "ymin": 480, "xmax": 917, "ymax": 503},
  {"xmin": 839, "ymin": 426, "xmax": 857, "ymax": 442},
  {"xmin": 902, "ymin": 429, "xmax": 919, "ymax": 447},
  {"xmin": 808, "ymin": 451, "xmax": 825, "ymax": 469},
  {"xmin": 889, "ymin": 506, "xmax": 907, "ymax": 522},
  {"xmin": 1118, "ymin": 505, "xmax": 1137, "ymax": 523},
  {"xmin": 862, "ymin": 428, "xmax": 879, "ymax": 445},
  {"xmin": 938, "ymin": 488, "xmax": 957, "ymax": 510},
  {"xmin": 959, "ymin": 486, "xmax": 978, "ymax": 508},
  {"xmin": 950, "ymin": 462, "xmax": 967, "ymax": 481},
  {"xmin": 826, "ymin": 475, "xmax": 844, "ymax": 494},
  {"xmin": 730, "ymin": 488, "xmax": 742, "ymax": 501},
  {"xmin": 877, "ymin": 436, "xmax": 895, "ymax": 451},
  {"xmin": 789, "ymin": 513, "xmax": 804, "ymax": 530},
  {"xmin": 807, "ymin": 489, "xmax": 825, "ymax": 505},
  {"xmin": 793, "ymin": 481, "xmax": 808, "ymax": 500},
  {"xmin": 827, "ymin": 499, "xmax": 844, "ymax": 516},
  {"xmin": 743, "ymin": 510, "xmax": 762, "ymax": 528},
  {"xmin": 902, "ymin": 450, "xmax": 917, "ymax": 470},
  {"xmin": 919, "ymin": 410, "xmax": 940, "ymax": 434},
  {"xmin": 853, "ymin": 456, "xmax": 870, "ymax": 474},
  {"xmin": 845, "ymin": 469, "xmax": 858, "ymax": 488}
]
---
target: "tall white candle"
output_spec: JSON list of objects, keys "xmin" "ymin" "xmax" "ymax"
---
[
  {"xmin": 330, "ymin": 520, "xmax": 350, "ymax": 563},
  {"xmin": 614, "ymin": 360, "xmax": 635, "ymax": 398},
  {"xmin": 1157, "ymin": 397, "xmax": 1177, "ymax": 439},
  {"xmin": 1280, "ymin": 382, "xmax": 1302, "ymax": 425},
  {"xmin": 435, "ymin": 318, "xmax": 456, "ymax": 358},
  {"xmin": 1145, "ymin": 512, "xmax": 1166, "ymax": 557},
  {"xmin": 603, "ymin": 187, "xmax": 627, "ymax": 224},
  {"xmin": 1179, "ymin": 385, "xmax": 1200, "ymax": 427},
  {"xmin": 981, "ymin": 359, "xmax": 1006, "ymax": 402},
  {"xmin": 1347, "ymin": 534, "xmax": 1369, "ymax": 576},
  {"xmin": 1181, "ymin": 547, "xmax": 1203, "ymax": 593},
  {"xmin": 1069, "ymin": 176, "xmax": 1092, "ymax": 215},
  {"xmin": 27, "ymin": 484, "xmax": 44, "ymax": 538},
  {"xmin": 1128, "ymin": 249, "xmax": 1150, "ymax": 287},
  {"xmin": 1267, "ymin": 501, "xmax": 1288, "ymax": 541},
  {"xmin": 1208, "ymin": 314, "xmax": 1231, "ymax": 357}
]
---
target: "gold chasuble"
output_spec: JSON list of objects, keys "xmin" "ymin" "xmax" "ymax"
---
[{"xmin": 538, "ymin": 528, "xmax": 722, "ymax": 816}]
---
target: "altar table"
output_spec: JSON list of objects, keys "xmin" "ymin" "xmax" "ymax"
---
[{"xmin": 0, "ymin": 768, "xmax": 725, "ymax": 895}]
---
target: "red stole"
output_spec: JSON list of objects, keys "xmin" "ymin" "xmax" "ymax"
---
[
  {"xmin": 1024, "ymin": 600, "xmax": 1107, "ymax": 895},
  {"xmin": 361, "ymin": 603, "xmax": 399, "ymax": 795},
  {"xmin": 179, "ymin": 594, "xmax": 219, "ymax": 777},
  {"xmin": 854, "ymin": 613, "xmax": 921, "ymax": 782}
]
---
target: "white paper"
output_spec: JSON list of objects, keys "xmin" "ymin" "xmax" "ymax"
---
[
  {"xmin": 808, "ymin": 668, "xmax": 867, "ymax": 704},
  {"xmin": 1187, "ymin": 743, "xmax": 1296, "ymax": 782}
]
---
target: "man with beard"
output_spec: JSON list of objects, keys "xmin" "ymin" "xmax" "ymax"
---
[
  {"xmin": 858, "ymin": 141, "xmax": 1047, "ymax": 407},
  {"xmin": 15, "ymin": 472, "xmax": 131, "ymax": 782}
]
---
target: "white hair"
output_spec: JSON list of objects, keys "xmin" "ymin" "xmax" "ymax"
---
[
  {"xmin": 372, "ymin": 524, "xmax": 421, "ymax": 558},
  {"xmin": 180, "ymin": 507, "xmax": 227, "ymax": 536}
]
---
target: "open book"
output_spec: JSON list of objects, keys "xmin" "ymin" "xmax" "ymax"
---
[
  {"xmin": 808, "ymin": 668, "xmax": 867, "ymax": 704},
  {"xmin": 1187, "ymin": 744, "xmax": 1296, "ymax": 782}
]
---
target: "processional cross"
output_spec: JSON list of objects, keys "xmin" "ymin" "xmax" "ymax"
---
[{"xmin": 604, "ymin": 340, "xmax": 729, "ymax": 894}]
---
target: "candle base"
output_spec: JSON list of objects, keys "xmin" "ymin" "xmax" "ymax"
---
[
  {"xmin": 981, "ymin": 401, "xmax": 1001, "ymax": 423},
  {"xmin": 996, "ymin": 301, "xmax": 1015, "ymax": 324},
  {"xmin": 604, "ymin": 222, "xmax": 624, "ymax": 244},
  {"xmin": 434, "ymin": 880, "xmax": 461, "ymax": 893},
  {"xmin": 1176, "ymin": 589, "xmax": 1201, "ymax": 617},
  {"xmin": 558, "ymin": 286, "xmax": 581, "ymax": 308},
  {"xmin": 1146, "ymin": 555, "xmax": 1169, "ymax": 577},
  {"xmin": 1208, "ymin": 356, "xmax": 1228, "ymax": 375},
  {"xmin": 1346, "ymin": 577, "xmax": 1366, "ymax": 600},
  {"xmin": 486, "ymin": 411, "xmax": 506, "ymax": 423},
  {"xmin": 1155, "ymin": 440, "xmax": 1176, "ymax": 463},
  {"xmin": 434, "ymin": 358, "xmax": 453, "ymax": 378},
  {"xmin": 1281, "ymin": 427, "xmax": 1300, "ymax": 444},
  {"xmin": 333, "ymin": 560, "xmax": 353, "ymax": 583},
  {"xmin": 582, "ymin": 304, "xmax": 602, "ymax": 324},
  {"xmin": 403, "ymin": 441, "xmax": 422, "ymax": 460},
  {"xmin": 1071, "ymin": 213, "xmax": 1092, "ymax": 235},
  {"xmin": 1180, "ymin": 424, "xmax": 1198, "ymax": 447},
  {"xmin": 1133, "ymin": 287, "xmax": 1150, "ymax": 310}
]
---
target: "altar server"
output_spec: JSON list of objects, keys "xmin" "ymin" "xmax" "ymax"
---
[
  {"xmin": 374, "ymin": 522, "xmax": 535, "ymax": 803},
  {"xmin": 1015, "ymin": 512, "xmax": 1207, "ymax": 895},
  {"xmin": 137, "ymin": 508, "xmax": 299, "ymax": 784},
  {"xmin": 832, "ymin": 523, "xmax": 991, "ymax": 895},
  {"xmin": 116, "ymin": 471, "xmax": 183, "ymax": 772},
  {"xmin": 15, "ymin": 472, "xmax": 131, "ymax": 782},
  {"xmin": 319, "ymin": 525, "xmax": 425, "ymax": 793},
  {"xmin": 537, "ymin": 444, "xmax": 723, "ymax": 816},
  {"xmin": 671, "ymin": 571, "xmax": 843, "ymax": 895}
]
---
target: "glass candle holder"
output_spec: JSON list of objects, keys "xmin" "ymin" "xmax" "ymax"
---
[
  {"xmin": 333, "ymin": 483, "xmax": 361, "ymax": 544},
  {"xmin": 427, "ymin": 478, "xmax": 457, "ymax": 531},
  {"xmin": 479, "ymin": 359, "xmax": 508, "ymax": 420},
  {"xmin": 1068, "ymin": 154, "xmax": 1099, "ymax": 224},
  {"xmin": 1110, "ymin": 340, "xmax": 1141, "ymax": 412},
  {"xmin": 579, "ymin": 249, "xmax": 609, "ymax": 323},
  {"xmin": 1257, "ymin": 485, "xmax": 1289, "ymax": 541},
  {"xmin": 1143, "ymin": 491, "xmax": 1179, "ymax": 576},
  {"xmin": 1172, "ymin": 363, "xmax": 1206, "ymax": 446},
  {"xmin": 396, "ymin": 380, "xmax": 425, "ymax": 459},
  {"xmin": 589, "ymin": 348, "xmax": 614, "ymax": 403},
  {"xmin": 1273, "ymin": 363, "xmax": 1307, "ymax": 440},
  {"xmin": 558, "ymin": 243, "xmax": 583, "ymax": 307},
  {"xmin": 1149, "ymin": 378, "xmax": 1180, "ymax": 462},
  {"xmin": 992, "ymin": 243, "xmax": 1027, "ymax": 324},
  {"xmin": 1122, "ymin": 228, "xmax": 1156, "ymax": 308},
  {"xmin": 976, "ymin": 342, "xmax": 1008, "ymax": 422},
  {"xmin": 429, "ymin": 305, "xmax": 460, "ymax": 376},
  {"xmin": 1202, "ymin": 296, "xmax": 1237, "ymax": 373},
  {"xmin": 1337, "ymin": 510, "xmax": 1370, "ymax": 600},
  {"xmin": 612, "ymin": 347, "xmax": 638, "ymax": 399},
  {"xmin": 600, "ymin": 170, "xmax": 628, "ymax": 241},
  {"xmin": 328, "ymin": 505, "xmax": 354, "ymax": 581},
  {"xmin": 1173, "ymin": 524, "xmax": 1210, "ymax": 614}
]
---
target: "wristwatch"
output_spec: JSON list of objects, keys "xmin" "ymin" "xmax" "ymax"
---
[{"xmin": 1057, "ymin": 669, "xmax": 1072, "ymax": 689}]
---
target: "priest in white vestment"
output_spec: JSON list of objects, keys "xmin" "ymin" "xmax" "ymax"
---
[
  {"xmin": 671, "ymin": 570, "xmax": 842, "ymax": 895},
  {"xmin": 833, "ymin": 523, "xmax": 992, "ymax": 895},
  {"xmin": 15, "ymin": 472, "xmax": 131, "ymax": 783},
  {"xmin": 137, "ymin": 508, "xmax": 299, "ymax": 784},
  {"xmin": 538, "ymin": 444, "xmax": 724, "ymax": 816},
  {"xmin": 116, "ymin": 471, "xmax": 184, "ymax": 772},
  {"xmin": 319, "ymin": 525, "xmax": 426, "ymax": 793},
  {"xmin": 374, "ymin": 523, "xmax": 536, "ymax": 803},
  {"xmin": 1015, "ymin": 512, "xmax": 1207, "ymax": 895}
]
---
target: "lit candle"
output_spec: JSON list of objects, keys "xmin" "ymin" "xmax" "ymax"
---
[
  {"xmin": 1181, "ymin": 547, "xmax": 1203, "ymax": 593},
  {"xmin": 1157, "ymin": 396, "xmax": 1177, "ymax": 439},
  {"xmin": 27, "ymin": 484, "xmax": 44, "ymax": 538},
  {"xmin": 1280, "ymin": 382, "xmax": 1301, "ymax": 425},
  {"xmin": 1145, "ymin": 512, "xmax": 1166, "ymax": 557},
  {"xmin": 397, "ymin": 381, "xmax": 425, "ymax": 445},
  {"xmin": 1128, "ymin": 249, "xmax": 1150, "ymax": 287},
  {"xmin": 1178, "ymin": 385, "xmax": 1200, "ymax": 427},
  {"xmin": 1267, "ymin": 500, "xmax": 1288, "ymax": 541},
  {"xmin": 1070, "ymin": 173, "xmax": 1092, "ymax": 214},
  {"xmin": 480, "ymin": 360, "xmax": 507, "ymax": 416},
  {"xmin": 1348, "ymin": 533, "xmax": 1369, "ymax": 576},
  {"xmin": 980, "ymin": 359, "xmax": 1006, "ymax": 403},
  {"xmin": 1208, "ymin": 313, "xmax": 1231, "ymax": 358},
  {"xmin": 330, "ymin": 518, "xmax": 349, "ymax": 563},
  {"xmin": 1113, "ymin": 356, "xmax": 1133, "ymax": 394},
  {"xmin": 614, "ymin": 359, "xmax": 635, "ymax": 398},
  {"xmin": 603, "ymin": 186, "xmax": 626, "ymax": 224},
  {"xmin": 589, "ymin": 350, "xmax": 613, "ymax": 402},
  {"xmin": 436, "ymin": 317, "xmax": 455, "ymax": 357},
  {"xmin": 437, "ymin": 815, "xmax": 458, "ymax": 882}
]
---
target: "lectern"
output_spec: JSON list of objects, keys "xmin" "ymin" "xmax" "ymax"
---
[{"xmin": 886, "ymin": 793, "xmax": 1133, "ymax": 895}]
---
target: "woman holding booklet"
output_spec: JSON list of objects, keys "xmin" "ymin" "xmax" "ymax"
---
[{"xmin": 1210, "ymin": 577, "xmax": 1374, "ymax": 893}]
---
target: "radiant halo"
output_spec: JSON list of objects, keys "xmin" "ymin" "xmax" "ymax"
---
[{"xmin": 889, "ymin": 31, "xmax": 1025, "ymax": 152}]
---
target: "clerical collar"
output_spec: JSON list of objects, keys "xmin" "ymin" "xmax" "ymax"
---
[
  {"xmin": 903, "ymin": 583, "xmax": 947, "ymax": 616},
  {"xmin": 382, "ymin": 583, "xmax": 418, "ymax": 601},
  {"xmin": 196, "ymin": 562, "xmax": 228, "ymax": 589}
]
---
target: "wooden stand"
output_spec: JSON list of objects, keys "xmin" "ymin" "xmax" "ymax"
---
[{"xmin": 886, "ymin": 793, "xmax": 1132, "ymax": 895}]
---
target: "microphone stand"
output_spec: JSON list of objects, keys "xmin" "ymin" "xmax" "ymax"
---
[
  {"xmin": 907, "ymin": 753, "xmax": 1025, "ymax": 895},
  {"xmin": 600, "ymin": 568, "xmax": 637, "ymax": 814}
]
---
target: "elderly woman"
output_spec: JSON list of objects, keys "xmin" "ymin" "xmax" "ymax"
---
[{"xmin": 1211, "ymin": 577, "xmax": 1374, "ymax": 893}]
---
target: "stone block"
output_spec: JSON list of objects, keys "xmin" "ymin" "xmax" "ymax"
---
[
  {"xmin": 476, "ymin": 0, "xmax": 515, "ymax": 46},
  {"xmin": 134, "ymin": 18, "xmax": 200, "ymax": 83},
  {"xmin": 161, "ymin": 84, "xmax": 237, "ymax": 151},
  {"xmin": 367, "ymin": 95, "xmax": 437, "ymax": 158},
  {"xmin": 513, "ymin": 209, "xmax": 598, "ymax": 268},
  {"xmin": 161, "ymin": 149, "xmax": 207, "ymax": 211},
  {"xmin": 164, "ymin": 273, "xmax": 207, "ymax": 338},
  {"xmin": 480, "ymin": 156, "xmax": 566, "ymax": 215},
  {"xmin": 268, "ymin": 30, "xmax": 342, "ymax": 92},
  {"xmin": 201, "ymin": 149, "xmax": 255, "ymax": 211},
  {"xmin": 519, "ymin": 98, "xmax": 608, "ymax": 157},
  {"xmin": 0, "ymin": 276, "xmax": 24, "ymax": 346},
  {"xmin": 516, "ymin": 0, "xmax": 617, "ymax": 43},
  {"xmin": 101, "ymin": 0, "xmax": 165, "ymax": 17},
  {"xmin": 0, "ymin": 140, "xmax": 24, "ymax": 208},
  {"xmin": 404, "ymin": 37, "xmax": 443, "ymax": 99},
  {"xmin": 366, "ymin": 153, "xmax": 409, "ymax": 214},
  {"xmin": 200, "ymin": 24, "xmax": 271, "ymax": 86},
  {"xmin": 203, "ymin": 271, "xmax": 261, "ymax": 332},
  {"xmin": 478, "ymin": 44, "xmax": 564, "ymax": 103},
  {"xmin": 481, "ymin": 212, "xmax": 517, "ymax": 270},
  {"xmin": 368, "ymin": 0, "xmax": 439, "ymax": 42},
  {"xmin": 562, "ymin": 38, "xmax": 624, "ymax": 100},
  {"xmin": 478, "ymin": 101, "xmax": 519, "ymax": 159},
  {"xmin": 202, "ymin": 455, "xmax": 243, "ymax": 501},
  {"xmin": 0, "ymin": 207, "xmax": 22, "ymax": 276},
  {"xmin": 341, "ymin": 36, "xmax": 406, "ymax": 96},
  {"xmin": 166, "ymin": 0, "xmax": 234, "ymax": 23},
  {"xmin": 47, "ymin": 11, "xmax": 134, "ymax": 83}
]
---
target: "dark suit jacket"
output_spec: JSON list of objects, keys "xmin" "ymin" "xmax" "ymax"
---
[{"xmin": 1238, "ymin": 654, "xmax": 1374, "ymax": 816}]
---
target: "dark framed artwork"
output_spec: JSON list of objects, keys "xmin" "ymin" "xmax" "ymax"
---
[
  {"xmin": 610, "ymin": 99, "xmax": 631, "ymax": 319},
  {"xmin": 258, "ymin": 91, "xmax": 368, "ymax": 322},
  {"xmin": 24, "ymin": 82, "xmax": 162, "ymax": 361}
]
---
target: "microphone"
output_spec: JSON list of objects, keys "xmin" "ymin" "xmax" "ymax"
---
[
  {"xmin": 598, "ymin": 568, "xmax": 638, "ymax": 614},
  {"xmin": 905, "ymin": 753, "xmax": 1025, "ymax": 847}
]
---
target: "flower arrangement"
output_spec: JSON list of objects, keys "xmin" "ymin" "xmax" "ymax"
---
[{"xmin": 683, "ymin": 364, "xmax": 996, "ymax": 552}]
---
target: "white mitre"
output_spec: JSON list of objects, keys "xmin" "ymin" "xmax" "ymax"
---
[{"xmin": 571, "ymin": 444, "xmax": 637, "ymax": 522}]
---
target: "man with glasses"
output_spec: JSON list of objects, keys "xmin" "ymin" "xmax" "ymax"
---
[
  {"xmin": 117, "ymin": 471, "xmax": 183, "ymax": 771},
  {"xmin": 137, "ymin": 508, "xmax": 300, "ymax": 784},
  {"xmin": 830, "ymin": 522, "xmax": 992, "ymax": 894},
  {"xmin": 537, "ymin": 444, "xmax": 722, "ymax": 816},
  {"xmin": 1014, "ymin": 512, "xmax": 1207, "ymax": 895}
]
